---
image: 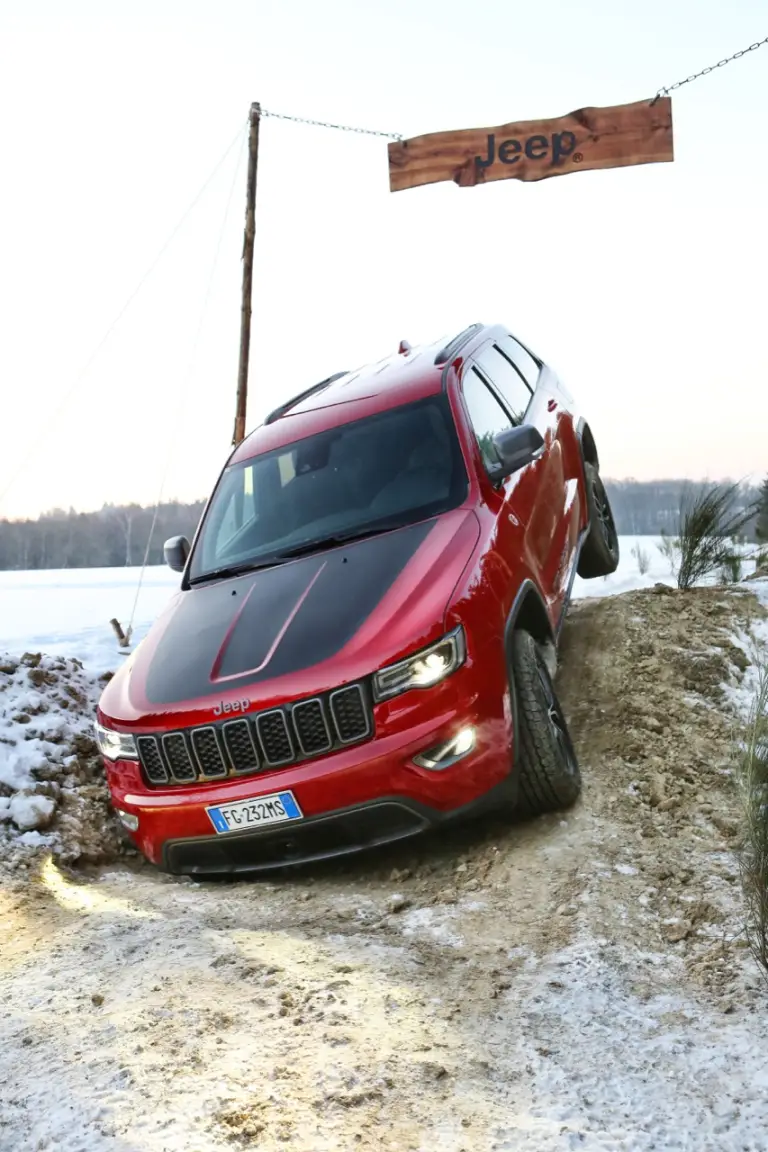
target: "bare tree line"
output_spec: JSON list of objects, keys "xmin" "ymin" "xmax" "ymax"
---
[
  {"xmin": 0, "ymin": 502, "xmax": 206, "ymax": 571},
  {"xmin": 0, "ymin": 480, "xmax": 762, "ymax": 571},
  {"xmin": 606, "ymin": 479, "xmax": 761, "ymax": 539}
]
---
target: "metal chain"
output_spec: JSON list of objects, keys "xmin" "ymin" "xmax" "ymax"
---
[
  {"xmin": 652, "ymin": 35, "xmax": 768, "ymax": 103},
  {"xmin": 261, "ymin": 108, "xmax": 402, "ymax": 140}
]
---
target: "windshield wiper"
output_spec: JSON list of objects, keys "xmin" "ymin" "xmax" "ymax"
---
[
  {"xmin": 273, "ymin": 519, "xmax": 417, "ymax": 561},
  {"xmin": 188, "ymin": 558, "xmax": 287, "ymax": 585},
  {"xmin": 190, "ymin": 518, "xmax": 422, "ymax": 584}
]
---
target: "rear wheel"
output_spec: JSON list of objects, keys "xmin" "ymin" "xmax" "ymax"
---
[
  {"xmin": 511, "ymin": 629, "xmax": 581, "ymax": 816},
  {"xmin": 577, "ymin": 461, "xmax": 620, "ymax": 579}
]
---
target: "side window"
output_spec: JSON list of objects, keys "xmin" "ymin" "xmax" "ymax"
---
[
  {"xmin": 462, "ymin": 368, "xmax": 514, "ymax": 473},
  {"xmin": 475, "ymin": 345, "xmax": 532, "ymax": 424},
  {"xmin": 497, "ymin": 334, "xmax": 541, "ymax": 391}
]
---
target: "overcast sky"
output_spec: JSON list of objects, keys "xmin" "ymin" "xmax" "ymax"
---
[{"xmin": 1, "ymin": 0, "xmax": 766, "ymax": 519}]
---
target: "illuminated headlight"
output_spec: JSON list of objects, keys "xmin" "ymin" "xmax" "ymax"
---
[
  {"xmin": 94, "ymin": 720, "xmax": 138, "ymax": 762},
  {"xmin": 413, "ymin": 726, "xmax": 476, "ymax": 770},
  {"xmin": 373, "ymin": 626, "xmax": 466, "ymax": 702}
]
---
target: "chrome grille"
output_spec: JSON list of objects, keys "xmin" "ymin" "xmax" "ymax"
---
[
  {"xmin": 330, "ymin": 685, "xmax": 371, "ymax": 743},
  {"xmin": 293, "ymin": 699, "xmax": 332, "ymax": 756},
  {"xmin": 135, "ymin": 682, "xmax": 373, "ymax": 788}
]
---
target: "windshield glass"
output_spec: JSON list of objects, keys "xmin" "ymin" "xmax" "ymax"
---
[{"xmin": 188, "ymin": 395, "xmax": 468, "ymax": 583}]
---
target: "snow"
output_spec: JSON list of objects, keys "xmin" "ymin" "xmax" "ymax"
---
[
  {"xmin": 0, "ymin": 565, "xmax": 180, "ymax": 675},
  {"xmin": 8, "ymin": 791, "xmax": 55, "ymax": 830},
  {"xmin": 720, "ymin": 576, "xmax": 768, "ymax": 720},
  {"xmin": 0, "ymin": 652, "xmax": 124, "ymax": 869}
]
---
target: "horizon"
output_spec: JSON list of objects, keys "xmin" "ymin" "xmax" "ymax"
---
[
  {"xmin": 0, "ymin": 473, "xmax": 762, "ymax": 524},
  {"xmin": 1, "ymin": 0, "xmax": 766, "ymax": 518}
]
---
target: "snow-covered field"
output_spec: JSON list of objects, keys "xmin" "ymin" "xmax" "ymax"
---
[
  {"xmin": 3, "ymin": 540, "xmax": 768, "ymax": 1152},
  {"xmin": 0, "ymin": 536, "xmax": 737, "ymax": 675}
]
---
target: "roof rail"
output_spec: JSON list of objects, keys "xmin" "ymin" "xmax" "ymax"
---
[
  {"xmin": 434, "ymin": 323, "xmax": 483, "ymax": 366},
  {"xmin": 264, "ymin": 371, "xmax": 349, "ymax": 425}
]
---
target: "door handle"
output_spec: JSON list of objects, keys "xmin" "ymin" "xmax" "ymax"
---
[{"xmin": 547, "ymin": 398, "xmax": 557, "ymax": 412}]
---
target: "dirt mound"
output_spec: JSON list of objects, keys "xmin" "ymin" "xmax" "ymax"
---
[
  {"xmin": 0, "ymin": 651, "xmax": 127, "ymax": 873},
  {"xmin": 556, "ymin": 582, "xmax": 766, "ymax": 995}
]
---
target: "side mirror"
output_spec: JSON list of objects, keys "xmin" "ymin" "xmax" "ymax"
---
[
  {"xmin": 491, "ymin": 424, "xmax": 544, "ymax": 481},
  {"xmin": 164, "ymin": 535, "xmax": 190, "ymax": 573}
]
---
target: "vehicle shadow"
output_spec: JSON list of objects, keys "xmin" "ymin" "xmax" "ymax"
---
[{"xmin": 174, "ymin": 803, "xmax": 568, "ymax": 889}]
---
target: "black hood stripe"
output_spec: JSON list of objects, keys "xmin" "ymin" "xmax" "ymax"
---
[{"xmin": 144, "ymin": 520, "xmax": 435, "ymax": 706}]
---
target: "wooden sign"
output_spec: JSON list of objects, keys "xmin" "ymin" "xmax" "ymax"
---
[{"xmin": 388, "ymin": 98, "xmax": 673, "ymax": 193}]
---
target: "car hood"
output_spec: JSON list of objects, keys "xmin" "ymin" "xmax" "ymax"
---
[{"xmin": 100, "ymin": 510, "xmax": 480, "ymax": 726}]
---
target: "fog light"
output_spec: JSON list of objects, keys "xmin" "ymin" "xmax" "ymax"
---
[
  {"xmin": 115, "ymin": 808, "xmax": 139, "ymax": 832},
  {"xmin": 413, "ymin": 726, "xmax": 476, "ymax": 770}
]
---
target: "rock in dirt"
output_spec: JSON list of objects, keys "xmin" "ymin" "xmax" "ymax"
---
[{"xmin": 387, "ymin": 893, "xmax": 412, "ymax": 914}]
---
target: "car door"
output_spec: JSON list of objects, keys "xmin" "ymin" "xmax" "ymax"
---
[
  {"xmin": 459, "ymin": 363, "xmax": 541, "ymax": 629},
  {"xmin": 470, "ymin": 337, "xmax": 572, "ymax": 610},
  {"xmin": 497, "ymin": 334, "xmax": 583, "ymax": 609}
]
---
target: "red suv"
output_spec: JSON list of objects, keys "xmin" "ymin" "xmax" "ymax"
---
[{"xmin": 96, "ymin": 323, "xmax": 619, "ymax": 875}]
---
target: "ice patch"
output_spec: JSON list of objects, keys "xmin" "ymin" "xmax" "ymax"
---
[{"xmin": 399, "ymin": 905, "xmax": 464, "ymax": 948}]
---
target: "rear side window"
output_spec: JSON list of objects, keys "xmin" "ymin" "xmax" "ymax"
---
[
  {"xmin": 462, "ymin": 368, "xmax": 514, "ymax": 474},
  {"xmin": 497, "ymin": 334, "xmax": 541, "ymax": 391},
  {"xmin": 475, "ymin": 344, "xmax": 532, "ymax": 424}
]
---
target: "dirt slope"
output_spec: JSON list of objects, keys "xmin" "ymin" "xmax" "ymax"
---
[{"xmin": 2, "ymin": 585, "xmax": 768, "ymax": 1152}]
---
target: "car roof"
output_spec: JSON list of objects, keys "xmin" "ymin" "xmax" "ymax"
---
[{"xmin": 230, "ymin": 324, "xmax": 490, "ymax": 464}]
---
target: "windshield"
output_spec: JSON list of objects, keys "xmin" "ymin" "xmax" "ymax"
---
[{"xmin": 188, "ymin": 395, "xmax": 468, "ymax": 583}]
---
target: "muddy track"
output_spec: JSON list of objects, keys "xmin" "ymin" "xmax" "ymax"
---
[{"xmin": 2, "ymin": 585, "xmax": 768, "ymax": 1152}]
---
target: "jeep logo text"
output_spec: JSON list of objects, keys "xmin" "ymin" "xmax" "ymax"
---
[
  {"xmin": 476, "ymin": 131, "xmax": 576, "ymax": 170},
  {"xmin": 213, "ymin": 698, "xmax": 251, "ymax": 717}
]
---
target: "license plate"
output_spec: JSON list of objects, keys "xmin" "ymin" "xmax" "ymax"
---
[{"xmin": 206, "ymin": 790, "xmax": 303, "ymax": 835}]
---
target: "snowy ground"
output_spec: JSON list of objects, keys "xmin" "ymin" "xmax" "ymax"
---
[
  {"xmin": 2, "ymin": 543, "xmax": 768, "ymax": 1151},
  {"xmin": 0, "ymin": 536, "xmax": 758, "ymax": 675}
]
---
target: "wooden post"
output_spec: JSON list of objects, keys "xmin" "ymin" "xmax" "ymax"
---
[
  {"xmin": 232, "ymin": 102, "xmax": 261, "ymax": 447},
  {"xmin": 109, "ymin": 618, "xmax": 130, "ymax": 648}
]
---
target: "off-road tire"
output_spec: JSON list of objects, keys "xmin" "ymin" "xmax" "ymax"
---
[
  {"xmin": 577, "ymin": 460, "xmax": 620, "ymax": 579},
  {"xmin": 511, "ymin": 629, "xmax": 581, "ymax": 816}
]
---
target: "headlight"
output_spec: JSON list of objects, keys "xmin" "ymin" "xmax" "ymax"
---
[
  {"xmin": 373, "ymin": 626, "xmax": 466, "ymax": 702},
  {"xmin": 94, "ymin": 720, "xmax": 138, "ymax": 761}
]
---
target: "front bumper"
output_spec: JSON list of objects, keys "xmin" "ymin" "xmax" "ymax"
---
[
  {"xmin": 106, "ymin": 661, "xmax": 515, "ymax": 874},
  {"xmin": 160, "ymin": 783, "xmax": 514, "ymax": 875}
]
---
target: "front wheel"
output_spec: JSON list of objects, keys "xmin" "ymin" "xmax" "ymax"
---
[
  {"xmin": 511, "ymin": 629, "xmax": 581, "ymax": 816},
  {"xmin": 577, "ymin": 461, "xmax": 620, "ymax": 579}
]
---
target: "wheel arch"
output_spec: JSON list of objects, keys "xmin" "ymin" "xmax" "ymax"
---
[
  {"xmin": 503, "ymin": 580, "xmax": 556, "ymax": 767},
  {"xmin": 577, "ymin": 418, "xmax": 600, "ymax": 472}
]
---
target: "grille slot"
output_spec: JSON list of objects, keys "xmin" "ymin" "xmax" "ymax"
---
[
  {"xmin": 162, "ymin": 733, "xmax": 196, "ymax": 782},
  {"xmin": 330, "ymin": 685, "xmax": 371, "ymax": 744},
  {"xmin": 292, "ymin": 699, "xmax": 332, "ymax": 756},
  {"xmin": 137, "ymin": 735, "xmax": 168, "ymax": 784},
  {"xmin": 191, "ymin": 727, "xmax": 228, "ymax": 778},
  {"xmin": 222, "ymin": 719, "xmax": 260, "ymax": 774},
  {"xmin": 257, "ymin": 710, "xmax": 294, "ymax": 766}
]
